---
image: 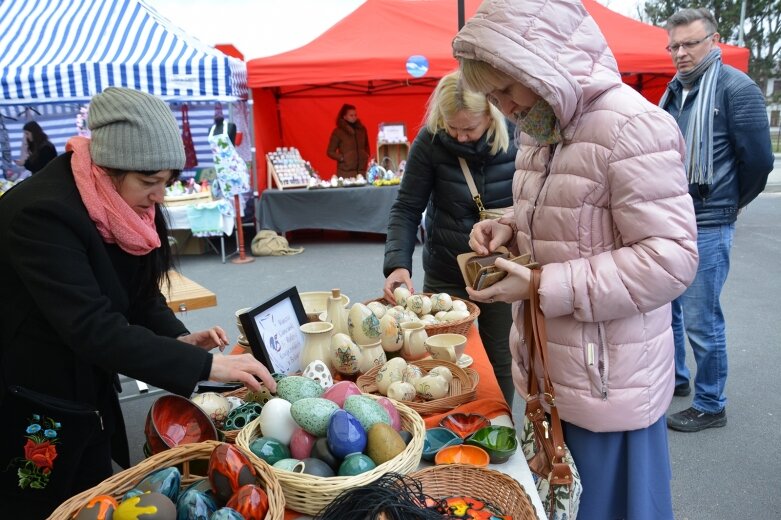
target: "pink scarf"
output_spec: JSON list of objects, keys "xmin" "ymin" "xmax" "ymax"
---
[{"xmin": 67, "ymin": 137, "xmax": 161, "ymax": 255}]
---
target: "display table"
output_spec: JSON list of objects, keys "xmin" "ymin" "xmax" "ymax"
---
[
  {"xmin": 256, "ymin": 185, "xmax": 400, "ymax": 234},
  {"xmin": 163, "ymin": 201, "xmax": 235, "ymax": 262},
  {"xmin": 235, "ymin": 325, "xmax": 546, "ymax": 520}
]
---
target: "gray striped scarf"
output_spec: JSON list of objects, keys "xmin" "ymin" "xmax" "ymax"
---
[{"xmin": 659, "ymin": 48, "xmax": 722, "ymax": 185}]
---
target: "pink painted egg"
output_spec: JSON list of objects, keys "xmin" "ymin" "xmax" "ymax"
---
[{"xmin": 321, "ymin": 380, "xmax": 362, "ymax": 407}]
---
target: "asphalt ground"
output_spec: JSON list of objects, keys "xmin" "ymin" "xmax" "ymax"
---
[{"xmin": 121, "ymin": 172, "xmax": 781, "ymax": 519}]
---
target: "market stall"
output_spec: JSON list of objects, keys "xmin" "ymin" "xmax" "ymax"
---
[{"xmin": 245, "ymin": 0, "xmax": 749, "ymax": 192}]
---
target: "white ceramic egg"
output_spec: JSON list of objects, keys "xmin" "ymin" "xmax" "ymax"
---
[
  {"xmin": 451, "ymin": 300, "xmax": 468, "ymax": 313},
  {"xmin": 402, "ymin": 364, "xmax": 424, "ymax": 386},
  {"xmin": 405, "ymin": 294, "xmax": 426, "ymax": 316},
  {"xmin": 191, "ymin": 392, "xmax": 231, "ymax": 426},
  {"xmin": 393, "ymin": 287, "xmax": 411, "ymax": 306},
  {"xmin": 387, "ymin": 381, "xmax": 416, "ymax": 401},
  {"xmin": 257, "ymin": 398, "xmax": 297, "ymax": 445},
  {"xmin": 415, "ymin": 375, "xmax": 450, "ymax": 400},
  {"xmin": 430, "ymin": 293, "xmax": 453, "ymax": 312},
  {"xmin": 443, "ymin": 310, "xmax": 470, "ymax": 322},
  {"xmin": 367, "ymin": 301, "xmax": 387, "ymax": 319},
  {"xmin": 428, "ymin": 366, "xmax": 453, "ymax": 384},
  {"xmin": 226, "ymin": 396, "xmax": 244, "ymax": 412},
  {"xmin": 302, "ymin": 360, "xmax": 334, "ymax": 389},
  {"xmin": 434, "ymin": 311, "xmax": 448, "ymax": 321},
  {"xmin": 376, "ymin": 362, "xmax": 405, "ymax": 395}
]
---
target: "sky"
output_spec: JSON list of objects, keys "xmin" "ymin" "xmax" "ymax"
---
[{"xmin": 144, "ymin": 0, "xmax": 643, "ymax": 59}]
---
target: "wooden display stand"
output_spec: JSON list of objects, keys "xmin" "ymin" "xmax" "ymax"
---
[
  {"xmin": 376, "ymin": 141, "xmax": 410, "ymax": 172},
  {"xmin": 267, "ymin": 157, "xmax": 308, "ymax": 190}
]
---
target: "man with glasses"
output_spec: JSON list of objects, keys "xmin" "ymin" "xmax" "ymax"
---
[{"xmin": 660, "ymin": 8, "xmax": 773, "ymax": 432}]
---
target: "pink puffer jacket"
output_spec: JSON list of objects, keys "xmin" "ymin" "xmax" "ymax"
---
[{"xmin": 454, "ymin": 0, "xmax": 698, "ymax": 432}]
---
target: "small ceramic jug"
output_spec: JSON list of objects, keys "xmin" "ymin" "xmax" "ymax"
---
[
  {"xmin": 300, "ymin": 321, "xmax": 335, "ymax": 372},
  {"xmin": 400, "ymin": 321, "xmax": 428, "ymax": 361},
  {"xmin": 357, "ymin": 340, "xmax": 387, "ymax": 374},
  {"xmin": 325, "ymin": 289, "xmax": 350, "ymax": 335}
]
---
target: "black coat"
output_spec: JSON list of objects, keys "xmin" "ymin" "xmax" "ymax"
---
[
  {"xmin": 384, "ymin": 127, "xmax": 517, "ymax": 284},
  {"xmin": 24, "ymin": 141, "xmax": 57, "ymax": 173},
  {"xmin": 0, "ymin": 155, "xmax": 211, "ymax": 468}
]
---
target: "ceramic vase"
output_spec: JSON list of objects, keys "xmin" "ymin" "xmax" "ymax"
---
[
  {"xmin": 325, "ymin": 289, "xmax": 349, "ymax": 335},
  {"xmin": 357, "ymin": 340, "xmax": 387, "ymax": 374},
  {"xmin": 400, "ymin": 321, "xmax": 428, "ymax": 361},
  {"xmin": 299, "ymin": 321, "xmax": 335, "ymax": 372}
]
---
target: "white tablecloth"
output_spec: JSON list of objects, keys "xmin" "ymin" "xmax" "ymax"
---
[{"xmin": 163, "ymin": 202, "xmax": 234, "ymax": 236}]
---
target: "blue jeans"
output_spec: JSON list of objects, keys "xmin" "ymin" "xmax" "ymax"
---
[{"xmin": 672, "ymin": 223, "xmax": 734, "ymax": 414}]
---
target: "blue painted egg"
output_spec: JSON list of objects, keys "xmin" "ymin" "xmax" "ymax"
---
[
  {"xmin": 114, "ymin": 491, "xmax": 176, "ymax": 520},
  {"xmin": 327, "ymin": 410, "xmax": 367, "ymax": 459},
  {"xmin": 136, "ymin": 466, "xmax": 181, "ymax": 502},
  {"xmin": 175, "ymin": 486, "xmax": 217, "ymax": 520},
  {"xmin": 210, "ymin": 508, "xmax": 244, "ymax": 520}
]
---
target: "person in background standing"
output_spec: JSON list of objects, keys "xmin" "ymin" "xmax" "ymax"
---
[
  {"xmin": 327, "ymin": 104, "xmax": 370, "ymax": 178},
  {"xmin": 454, "ymin": 0, "xmax": 698, "ymax": 516},
  {"xmin": 383, "ymin": 70, "xmax": 517, "ymax": 406},
  {"xmin": 660, "ymin": 8, "xmax": 774, "ymax": 433},
  {"xmin": 15, "ymin": 121, "xmax": 57, "ymax": 174}
]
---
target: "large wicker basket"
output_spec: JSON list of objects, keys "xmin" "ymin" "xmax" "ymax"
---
[
  {"xmin": 411, "ymin": 464, "xmax": 538, "ymax": 520},
  {"xmin": 365, "ymin": 293, "xmax": 480, "ymax": 336},
  {"xmin": 49, "ymin": 440, "xmax": 285, "ymax": 520},
  {"xmin": 356, "ymin": 359, "xmax": 479, "ymax": 415},
  {"xmin": 236, "ymin": 394, "xmax": 425, "ymax": 516}
]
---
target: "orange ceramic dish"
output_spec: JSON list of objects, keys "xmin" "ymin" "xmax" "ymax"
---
[{"xmin": 434, "ymin": 444, "xmax": 490, "ymax": 467}]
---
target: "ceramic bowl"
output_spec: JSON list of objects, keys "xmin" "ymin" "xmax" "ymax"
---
[
  {"xmin": 465, "ymin": 425, "xmax": 518, "ymax": 464},
  {"xmin": 300, "ymin": 291, "xmax": 350, "ymax": 322},
  {"xmin": 439, "ymin": 412, "xmax": 491, "ymax": 439},
  {"xmin": 422, "ymin": 427, "xmax": 463, "ymax": 462},
  {"xmin": 144, "ymin": 395, "xmax": 219, "ymax": 455},
  {"xmin": 434, "ymin": 444, "xmax": 490, "ymax": 467}
]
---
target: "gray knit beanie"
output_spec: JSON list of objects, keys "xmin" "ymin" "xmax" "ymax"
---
[{"xmin": 88, "ymin": 87, "xmax": 185, "ymax": 171}]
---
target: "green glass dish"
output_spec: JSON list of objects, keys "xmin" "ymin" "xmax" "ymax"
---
[{"xmin": 465, "ymin": 425, "xmax": 518, "ymax": 464}]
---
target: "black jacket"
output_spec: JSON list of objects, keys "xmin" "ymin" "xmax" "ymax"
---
[
  {"xmin": 0, "ymin": 154, "xmax": 211, "ymax": 468},
  {"xmin": 384, "ymin": 126, "xmax": 517, "ymax": 284},
  {"xmin": 661, "ymin": 65, "xmax": 774, "ymax": 225},
  {"xmin": 24, "ymin": 142, "xmax": 57, "ymax": 174}
]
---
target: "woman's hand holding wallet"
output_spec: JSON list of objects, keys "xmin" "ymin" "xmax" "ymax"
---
[{"xmin": 466, "ymin": 258, "xmax": 533, "ymax": 304}]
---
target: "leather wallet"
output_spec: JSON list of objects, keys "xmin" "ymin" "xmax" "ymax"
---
[{"xmin": 456, "ymin": 247, "xmax": 538, "ymax": 290}]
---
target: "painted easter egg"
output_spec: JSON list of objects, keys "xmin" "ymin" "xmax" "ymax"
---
[
  {"xmin": 207, "ymin": 443, "xmax": 258, "ymax": 503},
  {"xmin": 74, "ymin": 495, "xmax": 118, "ymax": 520},
  {"xmin": 113, "ymin": 492, "xmax": 175, "ymax": 520}
]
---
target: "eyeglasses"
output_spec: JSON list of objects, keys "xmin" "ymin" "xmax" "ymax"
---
[{"xmin": 666, "ymin": 33, "xmax": 714, "ymax": 53}]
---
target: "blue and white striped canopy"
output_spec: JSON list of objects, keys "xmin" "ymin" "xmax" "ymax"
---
[{"xmin": 0, "ymin": 0, "xmax": 247, "ymax": 106}]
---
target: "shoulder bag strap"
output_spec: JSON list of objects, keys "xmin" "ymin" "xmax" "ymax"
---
[
  {"xmin": 529, "ymin": 269, "xmax": 574, "ymax": 487},
  {"xmin": 457, "ymin": 156, "xmax": 486, "ymax": 213}
]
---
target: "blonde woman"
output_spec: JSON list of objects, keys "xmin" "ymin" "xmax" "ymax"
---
[{"xmin": 382, "ymin": 70, "xmax": 518, "ymax": 405}]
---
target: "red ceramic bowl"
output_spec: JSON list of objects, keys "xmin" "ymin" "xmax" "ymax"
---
[
  {"xmin": 439, "ymin": 413, "xmax": 491, "ymax": 439},
  {"xmin": 434, "ymin": 444, "xmax": 490, "ymax": 467},
  {"xmin": 144, "ymin": 394, "xmax": 219, "ymax": 455}
]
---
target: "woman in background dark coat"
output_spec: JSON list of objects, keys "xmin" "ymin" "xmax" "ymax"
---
[
  {"xmin": 327, "ymin": 103, "xmax": 370, "ymax": 178},
  {"xmin": 16, "ymin": 121, "xmax": 57, "ymax": 174}
]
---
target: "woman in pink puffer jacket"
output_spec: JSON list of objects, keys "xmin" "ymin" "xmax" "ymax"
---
[{"xmin": 454, "ymin": 0, "xmax": 698, "ymax": 518}]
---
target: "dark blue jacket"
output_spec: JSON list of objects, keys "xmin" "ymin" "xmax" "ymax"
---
[
  {"xmin": 661, "ymin": 65, "xmax": 773, "ymax": 226},
  {"xmin": 384, "ymin": 126, "xmax": 516, "ymax": 284}
]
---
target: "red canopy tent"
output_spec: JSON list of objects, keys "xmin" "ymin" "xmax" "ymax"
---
[{"xmin": 247, "ymin": 0, "xmax": 748, "ymax": 191}]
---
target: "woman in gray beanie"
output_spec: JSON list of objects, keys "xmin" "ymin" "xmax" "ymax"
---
[{"xmin": 0, "ymin": 87, "xmax": 276, "ymax": 518}]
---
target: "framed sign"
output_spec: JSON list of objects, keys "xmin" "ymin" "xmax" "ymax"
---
[{"xmin": 239, "ymin": 287, "xmax": 308, "ymax": 374}]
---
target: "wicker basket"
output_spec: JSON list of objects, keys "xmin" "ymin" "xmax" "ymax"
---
[
  {"xmin": 356, "ymin": 359, "xmax": 479, "ymax": 415},
  {"xmin": 411, "ymin": 464, "xmax": 538, "ymax": 520},
  {"xmin": 365, "ymin": 293, "xmax": 480, "ymax": 336},
  {"xmin": 49, "ymin": 440, "xmax": 285, "ymax": 520},
  {"xmin": 236, "ymin": 395, "xmax": 425, "ymax": 516}
]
